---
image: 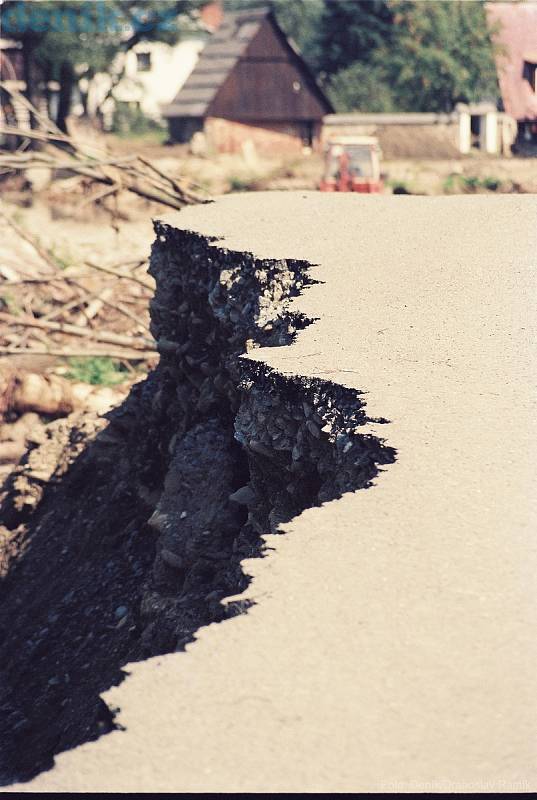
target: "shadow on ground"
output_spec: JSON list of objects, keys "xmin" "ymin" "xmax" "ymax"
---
[{"xmin": 0, "ymin": 229, "xmax": 396, "ymax": 784}]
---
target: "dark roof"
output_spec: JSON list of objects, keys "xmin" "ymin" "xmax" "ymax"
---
[
  {"xmin": 163, "ymin": 7, "xmax": 270, "ymax": 118},
  {"xmin": 163, "ymin": 6, "xmax": 332, "ymax": 120},
  {"xmin": 486, "ymin": 2, "xmax": 537, "ymax": 121}
]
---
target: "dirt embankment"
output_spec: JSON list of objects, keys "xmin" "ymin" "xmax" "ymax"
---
[{"xmin": 0, "ymin": 219, "xmax": 394, "ymax": 784}]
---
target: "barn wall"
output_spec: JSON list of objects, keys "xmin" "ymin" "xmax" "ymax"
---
[
  {"xmin": 208, "ymin": 17, "xmax": 329, "ymax": 122},
  {"xmin": 205, "ymin": 117, "xmax": 321, "ymax": 155}
]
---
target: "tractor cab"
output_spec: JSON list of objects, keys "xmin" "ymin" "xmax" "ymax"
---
[{"xmin": 320, "ymin": 136, "xmax": 382, "ymax": 193}]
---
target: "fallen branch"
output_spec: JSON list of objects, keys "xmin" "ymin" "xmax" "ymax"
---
[
  {"xmin": 1, "ymin": 370, "xmax": 81, "ymax": 417},
  {"xmin": 0, "ymin": 144, "xmax": 137, "ymax": 170},
  {"xmin": 0, "ymin": 211, "xmax": 58, "ymax": 273},
  {"xmin": 0, "ymin": 214, "xmax": 151, "ymax": 292},
  {"xmin": 83, "ymin": 259, "xmax": 153, "ymax": 290},
  {"xmin": 1, "ymin": 274, "xmax": 88, "ymax": 286},
  {"xmin": 0, "ymin": 346, "xmax": 156, "ymax": 360},
  {"xmin": 0, "ymin": 84, "xmax": 66, "ymax": 138},
  {"xmin": 109, "ymin": 258, "xmax": 148, "ymax": 270},
  {"xmin": 0, "ymin": 367, "xmax": 131, "ymax": 420},
  {"xmin": 0, "ymin": 311, "xmax": 155, "ymax": 350},
  {"xmin": 0, "ymin": 88, "xmax": 193, "ymax": 370},
  {"xmin": 0, "ymin": 86, "xmax": 210, "ymax": 211},
  {"xmin": 74, "ymin": 183, "xmax": 120, "ymax": 210},
  {"xmin": 40, "ymin": 291, "xmax": 95, "ymax": 323},
  {"xmin": 68, "ymin": 279, "xmax": 150, "ymax": 331}
]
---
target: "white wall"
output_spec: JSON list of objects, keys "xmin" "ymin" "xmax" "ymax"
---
[
  {"xmin": 85, "ymin": 35, "xmax": 205, "ymax": 124},
  {"xmin": 118, "ymin": 38, "xmax": 205, "ymax": 119}
]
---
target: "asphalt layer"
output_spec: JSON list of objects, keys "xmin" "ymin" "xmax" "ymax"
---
[{"xmin": 12, "ymin": 193, "xmax": 537, "ymax": 792}]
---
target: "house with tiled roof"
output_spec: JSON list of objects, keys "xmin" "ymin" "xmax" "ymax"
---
[
  {"xmin": 486, "ymin": 1, "xmax": 537, "ymax": 145},
  {"xmin": 162, "ymin": 5, "xmax": 333, "ymax": 155}
]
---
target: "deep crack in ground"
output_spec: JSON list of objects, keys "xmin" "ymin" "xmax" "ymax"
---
[{"xmin": 0, "ymin": 224, "xmax": 395, "ymax": 784}]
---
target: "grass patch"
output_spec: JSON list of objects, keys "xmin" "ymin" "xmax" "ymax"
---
[
  {"xmin": 65, "ymin": 357, "xmax": 130, "ymax": 386},
  {"xmin": 111, "ymin": 103, "xmax": 167, "ymax": 143},
  {"xmin": 113, "ymin": 128, "xmax": 168, "ymax": 145},
  {"xmin": 228, "ymin": 174, "xmax": 259, "ymax": 192},
  {"xmin": 481, "ymin": 176, "xmax": 502, "ymax": 191},
  {"xmin": 443, "ymin": 173, "xmax": 503, "ymax": 194}
]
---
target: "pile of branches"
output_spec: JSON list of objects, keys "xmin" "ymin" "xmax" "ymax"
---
[
  {"xmin": 0, "ymin": 82, "xmax": 208, "ymax": 211},
  {"xmin": 0, "ymin": 84, "xmax": 212, "ymax": 364},
  {"xmin": 0, "ymin": 210, "xmax": 156, "ymax": 476},
  {"xmin": 0, "ymin": 209, "xmax": 157, "ymax": 363}
]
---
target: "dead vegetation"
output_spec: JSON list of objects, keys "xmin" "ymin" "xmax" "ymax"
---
[
  {"xmin": 0, "ymin": 87, "xmax": 213, "ymax": 485},
  {"xmin": 0, "ymin": 204, "xmax": 157, "ymax": 372},
  {"xmin": 0, "ymin": 83, "xmax": 209, "ymax": 212},
  {"xmin": 0, "ymin": 85, "xmax": 210, "ymax": 368}
]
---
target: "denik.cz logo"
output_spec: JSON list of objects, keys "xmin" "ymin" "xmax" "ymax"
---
[{"xmin": 2, "ymin": 1, "xmax": 179, "ymax": 35}]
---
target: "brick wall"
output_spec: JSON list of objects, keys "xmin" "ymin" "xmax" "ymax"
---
[{"xmin": 205, "ymin": 117, "xmax": 321, "ymax": 156}]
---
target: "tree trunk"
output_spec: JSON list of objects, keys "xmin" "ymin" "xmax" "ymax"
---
[
  {"xmin": 22, "ymin": 41, "xmax": 37, "ymax": 131},
  {"xmin": 43, "ymin": 60, "xmax": 53, "ymax": 121},
  {"xmin": 56, "ymin": 60, "xmax": 75, "ymax": 134},
  {"xmin": 0, "ymin": 88, "xmax": 19, "ymax": 151}
]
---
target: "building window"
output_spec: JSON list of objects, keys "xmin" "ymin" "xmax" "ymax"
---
[
  {"xmin": 523, "ymin": 60, "xmax": 537, "ymax": 92},
  {"xmin": 136, "ymin": 52, "xmax": 151, "ymax": 72}
]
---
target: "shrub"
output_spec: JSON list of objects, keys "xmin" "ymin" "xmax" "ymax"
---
[{"xmin": 65, "ymin": 357, "xmax": 129, "ymax": 386}]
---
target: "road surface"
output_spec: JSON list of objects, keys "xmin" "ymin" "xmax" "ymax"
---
[{"xmin": 12, "ymin": 193, "xmax": 537, "ymax": 792}]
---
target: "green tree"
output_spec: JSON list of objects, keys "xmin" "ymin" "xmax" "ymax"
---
[
  {"xmin": 271, "ymin": 0, "xmax": 323, "ymax": 69},
  {"xmin": 327, "ymin": 61, "xmax": 394, "ymax": 113},
  {"xmin": 2, "ymin": 1, "xmax": 207, "ymax": 132},
  {"xmin": 319, "ymin": 0, "xmax": 498, "ymax": 113},
  {"xmin": 384, "ymin": 0, "xmax": 499, "ymax": 112},
  {"xmin": 317, "ymin": 0, "xmax": 394, "ymax": 76}
]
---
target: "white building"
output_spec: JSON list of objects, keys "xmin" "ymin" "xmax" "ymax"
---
[
  {"xmin": 81, "ymin": 3, "xmax": 222, "ymax": 129},
  {"xmin": 114, "ymin": 38, "xmax": 205, "ymax": 120},
  {"xmin": 82, "ymin": 36, "xmax": 206, "ymax": 128}
]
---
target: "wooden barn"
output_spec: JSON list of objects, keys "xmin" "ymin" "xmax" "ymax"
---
[{"xmin": 162, "ymin": 6, "xmax": 333, "ymax": 154}]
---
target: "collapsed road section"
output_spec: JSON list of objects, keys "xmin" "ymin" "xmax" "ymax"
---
[
  {"xmin": 0, "ymin": 201, "xmax": 393, "ymax": 784},
  {"xmin": 3, "ymin": 193, "xmax": 537, "ymax": 793}
]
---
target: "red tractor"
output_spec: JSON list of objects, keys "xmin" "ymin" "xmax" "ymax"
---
[{"xmin": 320, "ymin": 136, "xmax": 383, "ymax": 193}]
